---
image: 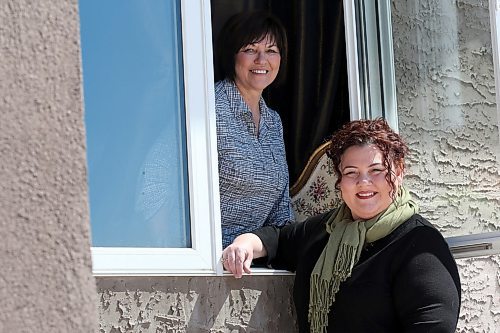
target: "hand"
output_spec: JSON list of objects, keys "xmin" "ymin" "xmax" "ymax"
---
[
  {"xmin": 221, "ymin": 241, "xmax": 253, "ymax": 278},
  {"xmin": 221, "ymin": 233, "xmax": 266, "ymax": 278}
]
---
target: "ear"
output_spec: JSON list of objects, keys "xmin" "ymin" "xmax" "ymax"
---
[{"xmin": 394, "ymin": 163, "xmax": 405, "ymax": 186}]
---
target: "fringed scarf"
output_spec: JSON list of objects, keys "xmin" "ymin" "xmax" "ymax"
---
[{"xmin": 308, "ymin": 186, "xmax": 419, "ymax": 333}]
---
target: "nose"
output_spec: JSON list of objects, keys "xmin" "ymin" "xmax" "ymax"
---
[
  {"xmin": 356, "ymin": 173, "xmax": 372, "ymax": 185},
  {"xmin": 254, "ymin": 51, "xmax": 266, "ymax": 63}
]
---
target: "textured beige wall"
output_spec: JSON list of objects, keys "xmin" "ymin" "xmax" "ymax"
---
[
  {"xmin": 0, "ymin": 0, "xmax": 98, "ymax": 332},
  {"xmin": 96, "ymin": 276, "xmax": 297, "ymax": 332},
  {"xmin": 391, "ymin": 0, "xmax": 500, "ymax": 330}
]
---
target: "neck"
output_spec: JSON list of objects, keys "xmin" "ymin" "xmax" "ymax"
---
[
  {"xmin": 234, "ymin": 81, "xmax": 262, "ymax": 115},
  {"xmin": 243, "ymin": 95, "xmax": 260, "ymax": 116},
  {"xmin": 234, "ymin": 82, "xmax": 262, "ymax": 132}
]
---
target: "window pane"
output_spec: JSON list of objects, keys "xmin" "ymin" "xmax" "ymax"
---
[
  {"xmin": 80, "ymin": 0, "xmax": 191, "ymax": 247},
  {"xmin": 391, "ymin": 0, "xmax": 499, "ymax": 236}
]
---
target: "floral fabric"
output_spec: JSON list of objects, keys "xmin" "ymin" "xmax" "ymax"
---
[{"xmin": 291, "ymin": 153, "xmax": 340, "ymax": 222}]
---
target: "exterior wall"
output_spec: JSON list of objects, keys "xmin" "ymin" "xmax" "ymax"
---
[
  {"xmin": 96, "ymin": 276, "xmax": 297, "ymax": 332},
  {"xmin": 0, "ymin": 0, "xmax": 98, "ymax": 332},
  {"xmin": 391, "ymin": 0, "xmax": 500, "ymax": 331},
  {"xmin": 5, "ymin": 0, "xmax": 499, "ymax": 332}
]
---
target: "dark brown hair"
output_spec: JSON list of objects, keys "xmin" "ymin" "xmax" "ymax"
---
[
  {"xmin": 216, "ymin": 11, "xmax": 288, "ymax": 85},
  {"xmin": 326, "ymin": 118, "xmax": 409, "ymax": 196}
]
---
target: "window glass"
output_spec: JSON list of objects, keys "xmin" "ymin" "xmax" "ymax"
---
[
  {"xmin": 80, "ymin": 0, "xmax": 191, "ymax": 247},
  {"xmin": 390, "ymin": 0, "xmax": 500, "ymax": 236}
]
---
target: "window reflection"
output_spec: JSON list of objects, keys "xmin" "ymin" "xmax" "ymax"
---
[{"xmin": 80, "ymin": 0, "xmax": 190, "ymax": 247}]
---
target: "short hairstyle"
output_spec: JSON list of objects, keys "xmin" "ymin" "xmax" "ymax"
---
[
  {"xmin": 216, "ymin": 11, "xmax": 288, "ymax": 85},
  {"xmin": 326, "ymin": 118, "xmax": 409, "ymax": 196}
]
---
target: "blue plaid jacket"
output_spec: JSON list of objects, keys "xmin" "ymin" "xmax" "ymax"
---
[{"xmin": 215, "ymin": 79, "xmax": 294, "ymax": 248}]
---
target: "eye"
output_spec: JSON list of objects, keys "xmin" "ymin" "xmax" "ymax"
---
[
  {"xmin": 343, "ymin": 170, "xmax": 358, "ymax": 178},
  {"xmin": 267, "ymin": 48, "xmax": 279, "ymax": 54},
  {"xmin": 242, "ymin": 48, "xmax": 256, "ymax": 54},
  {"xmin": 370, "ymin": 168, "xmax": 386, "ymax": 175}
]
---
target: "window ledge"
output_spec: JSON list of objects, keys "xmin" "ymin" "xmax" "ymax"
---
[{"xmin": 93, "ymin": 268, "xmax": 294, "ymax": 277}]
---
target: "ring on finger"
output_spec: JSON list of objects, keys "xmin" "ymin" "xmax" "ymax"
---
[{"xmin": 220, "ymin": 257, "xmax": 228, "ymax": 263}]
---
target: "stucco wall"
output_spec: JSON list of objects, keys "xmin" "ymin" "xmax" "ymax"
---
[
  {"xmin": 391, "ymin": 0, "xmax": 500, "ymax": 331},
  {"xmin": 96, "ymin": 276, "xmax": 297, "ymax": 332},
  {"xmin": 0, "ymin": 0, "xmax": 98, "ymax": 332}
]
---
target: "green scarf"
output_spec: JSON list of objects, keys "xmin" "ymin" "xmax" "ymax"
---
[{"xmin": 308, "ymin": 186, "xmax": 419, "ymax": 333}]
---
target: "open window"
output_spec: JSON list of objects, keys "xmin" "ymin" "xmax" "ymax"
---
[
  {"xmin": 80, "ymin": 0, "xmax": 499, "ymax": 277},
  {"xmin": 211, "ymin": 1, "xmax": 351, "ymax": 184},
  {"xmin": 80, "ymin": 0, "xmax": 222, "ymax": 275},
  {"xmin": 82, "ymin": 0, "xmax": 354, "ymax": 276}
]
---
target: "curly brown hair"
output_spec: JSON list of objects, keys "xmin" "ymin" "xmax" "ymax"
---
[{"xmin": 326, "ymin": 118, "xmax": 409, "ymax": 197}]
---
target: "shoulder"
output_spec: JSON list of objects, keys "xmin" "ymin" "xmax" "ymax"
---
[
  {"xmin": 214, "ymin": 80, "xmax": 226, "ymax": 99},
  {"xmin": 406, "ymin": 214, "xmax": 449, "ymax": 245},
  {"xmin": 389, "ymin": 214, "xmax": 455, "ymax": 266},
  {"xmin": 390, "ymin": 215, "xmax": 461, "ymax": 298},
  {"xmin": 390, "ymin": 214, "xmax": 440, "ymax": 241},
  {"xmin": 377, "ymin": 214, "xmax": 452, "ymax": 260},
  {"xmin": 214, "ymin": 79, "xmax": 226, "ymax": 93},
  {"xmin": 214, "ymin": 81, "xmax": 232, "ymax": 119}
]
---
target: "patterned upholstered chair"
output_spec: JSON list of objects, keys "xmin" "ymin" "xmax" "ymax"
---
[{"xmin": 290, "ymin": 142, "xmax": 341, "ymax": 222}]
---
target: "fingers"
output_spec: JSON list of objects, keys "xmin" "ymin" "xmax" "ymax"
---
[
  {"xmin": 221, "ymin": 245, "xmax": 253, "ymax": 278},
  {"xmin": 243, "ymin": 255, "xmax": 252, "ymax": 274}
]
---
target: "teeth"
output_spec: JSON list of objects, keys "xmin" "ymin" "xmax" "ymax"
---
[
  {"xmin": 358, "ymin": 192, "xmax": 374, "ymax": 197},
  {"xmin": 252, "ymin": 69, "xmax": 267, "ymax": 74}
]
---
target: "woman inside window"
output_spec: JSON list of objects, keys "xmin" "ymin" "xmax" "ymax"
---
[{"xmin": 215, "ymin": 11, "xmax": 294, "ymax": 248}]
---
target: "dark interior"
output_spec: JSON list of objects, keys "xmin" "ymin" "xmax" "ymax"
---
[{"xmin": 211, "ymin": 0, "xmax": 350, "ymax": 184}]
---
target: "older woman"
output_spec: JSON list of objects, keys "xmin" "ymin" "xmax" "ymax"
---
[
  {"xmin": 222, "ymin": 118, "xmax": 461, "ymax": 332},
  {"xmin": 215, "ymin": 12, "xmax": 293, "ymax": 248}
]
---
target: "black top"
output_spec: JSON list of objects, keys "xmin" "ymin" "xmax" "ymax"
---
[{"xmin": 253, "ymin": 212, "xmax": 461, "ymax": 333}]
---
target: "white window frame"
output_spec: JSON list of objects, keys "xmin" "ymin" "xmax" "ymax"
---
[
  {"xmin": 91, "ymin": 0, "xmax": 500, "ymax": 276},
  {"xmin": 344, "ymin": 0, "xmax": 500, "ymax": 258},
  {"xmin": 90, "ymin": 0, "xmax": 337, "ymax": 278},
  {"xmin": 343, "ymin": 0, "xmax": 399, "ymax": 131},
  {"xmin": 91, "ymin": 0, "xmax": 224, "ymax": 276}
]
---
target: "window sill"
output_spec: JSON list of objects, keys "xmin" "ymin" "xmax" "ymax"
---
[{"xmin": 93, "ymin": 268, "xmax": 294, "ymax": 277}]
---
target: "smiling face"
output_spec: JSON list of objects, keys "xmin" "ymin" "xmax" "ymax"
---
[
  {"xmin": 339, "ymin": 144, "xmax": 403, "ymax": 220},
  {"xmin": 234, "ymin": 34, "xmax": 281, "ymax": 96}
]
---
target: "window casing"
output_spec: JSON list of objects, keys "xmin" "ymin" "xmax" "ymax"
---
[
  {"xmin": 83, "ymin": 0, "xmax": 223, "ymax": 275},
  {"xmin": 84, "ymin": 0, "xmax": 500, "ymax": 277}
]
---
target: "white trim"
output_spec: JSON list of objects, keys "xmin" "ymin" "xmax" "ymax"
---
[
  {"xmin": 343, "ymin": 0, "xmax": 363, "ymax": 121},
  {"xmin": 344, "ymin": 0, "xmax": 399, "ymax": 131},
  {"xmin": 181, "ymin": 0, "xmax": 223, "ymax": 276},
  {"xmin": 93, "ymin": 267, "xmax": 294, "ymax": 277},
  {"xmin": 223, "ymin": 268, "xmax": 294, "ymax": 277},
  {"xmin": 91, "ymin": 0, "xmax": 221, "ymax": 275},
  {"xmin": 376, "ymin": 0, "xmax": 399, "ymax": 132},
  {"xmin": 362, "ymin": 0, "xmax": 383, "ymax": 120}
]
